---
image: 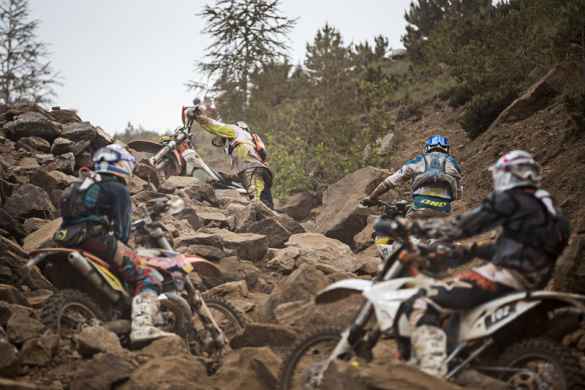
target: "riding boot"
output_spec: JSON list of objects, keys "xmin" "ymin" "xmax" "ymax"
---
[
  {"xmin": 411, "ymin": 325, "xmax": 448, "ymax": 377},
  {"xmin": 130, "ymin": 291, "xmax": 174, "ymax": 345}
]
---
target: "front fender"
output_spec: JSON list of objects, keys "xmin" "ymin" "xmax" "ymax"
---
[{"xmin": 315, "ymin": 279, "xmax": 373, "ymax": 305}]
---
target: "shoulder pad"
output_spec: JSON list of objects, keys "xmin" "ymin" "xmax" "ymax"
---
[{"xmin": 404, "ymin": 154, "xmax": 424, "ymax": 166}]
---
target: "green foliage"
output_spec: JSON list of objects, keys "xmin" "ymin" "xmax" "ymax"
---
[{"xmin": 459, "ymin": 91, "xmax": 516, "ymax": 139}]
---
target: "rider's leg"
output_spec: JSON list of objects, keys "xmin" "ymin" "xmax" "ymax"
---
[
  {"xmin": 239, "ymin": 168, "xmax": 273, "ymax": 209},
  {"xmin": 80, "ymin": 236, "xmax": 173, "ymax": 344},
  {"xmin": 405, "ymin": 271, "xmax": 516, "ymax": 377}
]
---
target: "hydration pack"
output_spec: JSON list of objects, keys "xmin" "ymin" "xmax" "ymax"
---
[
  {"xmin": 60, "ymin": 172, "xmax": 101, "ymax": 220},
  {"xmin": 411, "ymin": 152, "xmax": 459, "ymax": 199}
]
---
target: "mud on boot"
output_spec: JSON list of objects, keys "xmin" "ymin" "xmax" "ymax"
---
[{"xmin": 130, "ymin": 291, "xmax": 174, "ymax": 347}]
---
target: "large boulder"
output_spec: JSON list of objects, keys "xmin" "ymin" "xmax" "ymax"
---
[
  {"xmin": 0, "ymin": 327, "xmax": 18, "ymax": 375},
  {"xmin": 6, "ymin": 311, "xmax": 45, "ymax": 345},
  {"xmin": 316, "ymin": 166, "xmax": 388, "ymax": 246},
  {"xmin": 4, "ymin": 184, "xmax": 56, "ymax": 221},
  {"xmin": 4, "ymin": 112, "xmax": 60, "ymax": 142},
  {"xmin": 213, "ymin": 347, "xmax": 281, "ymax": 390},
  {"xmin": 16, "ymin": 136, "xmax": 51, "ymax": 153},
  {"xmin": 121, "ymin": 356, "xmax": 213, "ymax": 390},
  {"xmin": 230, "ymin": 323, "xmax": 297, "ymax": 349},
  {"xmin": 553, "ymin": 233, "xmax": 585, "ymax": 294},
  {"xmin": 275, "ymin": 191, "xmax": 322, "ymax": 221},
  {"xmin": 70, "ymin": 353, "xmax": 136, "ymax": 390},
  {"xmin": 22, "ymin": 218, "xmax": 62, "ymax": 252},
  {"xmin": 50, "ymin": 136, "xmax": 90, "ymax": 156},
  {"xmin": 490, "ymin": 62, "xmax": 583, "ymax": 129},
  {"xmin": 262, "ymin": 263, "xmax": 329, "ymax": 320},
  {"xmin": 75, "ymin": 326, "xmax": 124, "ymax": 358},
  {"xmin": 18, "ymin": 331, "xmax": 59, "ymax": 366},
  {"xmin": 268, "ymin": 233, "xmax": 357, "ymax": 274},
  {"xmin": 244, "ymin": 218, "xmax": 292, "ymax": 249},
  {"xmin": 60, "ymin": 121, "xmax": 97, "ymax": 143},
  {"xmin": 30, "ymin": 169, "xmax": 77, "ymax": 191},
  {"xmin": 177, "ymin": 228, "xmax": 268, "ymax": 262}
]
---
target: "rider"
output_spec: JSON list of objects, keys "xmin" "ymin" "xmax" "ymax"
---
[
  {"xmin": 187, "ymin": 106, "xmax": 274, "ymax": 209},
  {"xmin": 363, "ymin": 134, "xmax": 462, "ymax": 219},
  {"xmin": 394, "ymin": 150, "xmax": 570, "ymax": 377},
  {"xmin": 54, "ymin": 144, "xmax": 173, "ymax": 345}
]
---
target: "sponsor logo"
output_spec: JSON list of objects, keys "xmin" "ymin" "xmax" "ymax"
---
[{"xmin": 420, "ymin": 199, "xmax": 448, "ymax": 207}]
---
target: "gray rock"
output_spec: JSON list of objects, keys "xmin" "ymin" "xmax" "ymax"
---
[
  {"xmin": 124, "ymin": 356, "xmax": 212, "ymax": 389},
  {"xmin": 30, "ymin": 169, "xmax": 77, "ymax": 191},
  {"xmin": 61, "ymin": 121, "xmax": 96, "ymax": 142},
  {"xmin": 4, "ymin": 184, "xmax": 56, "ymax": 221},
  {"xmin": 140, "ymin": 334, "xmax": 188, "ymax": 357},
  {"xmin": 75, "ymin": 326, "xmax": 124, "ymax": 358},
  {"xmin": 70, "ymin": 353, "xmax": 135, "ymax": 390},
  {"xmin": 276, "ymin": 191, "xmax": 321, "ymax": 221},
  {"xmin": 18, "ymin": 331, "xmax": 59, "ymax": 366},
  {"xmin": 50, "ymin": 136, "xmax": 90, "ymax": 155},
  {"xmin": 229, "ymin": 322, "xmax": 297, "ymax": 349},
  {"xmin": 5, "ymin": 112, "xmax": 60, "ymax": 141},
  {"xmin": 6, "ymin": 311, "xmax": 45, "ymax": 344},
  {"xmin": 17, "ymin": 137, "xmax": 51, "ymax": 153}
]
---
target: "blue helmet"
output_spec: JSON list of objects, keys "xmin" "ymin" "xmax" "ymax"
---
[
  {"xmin": 424, "ymin": 134, "xmax": 449, "ymax": 154},
  {"xmin": 93, "ymin": 144, "xmax": 136, "ymax": 183}
]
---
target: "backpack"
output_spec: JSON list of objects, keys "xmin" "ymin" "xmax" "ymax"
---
[
  {"xmin": 411, "ymin": 152, "xmax": 459, "ymax": 199},
  {"xmin": 251, "ymin": 133, "xmax": 268, "ymax": 162},
  {"xmin": 60, "ymin": 172, "xmax": 100, "ymax": 220}
]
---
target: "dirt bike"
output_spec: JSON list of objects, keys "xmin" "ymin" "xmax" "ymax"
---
[
  {"xmin": 128, "ymin": 98, "xmax": 246, "ymax": 193},
  {"xmin": 279, "ymin": 203, "xmax": 585, "ymax": 390},
  {"xmin": 26, "ymin": 197, "xmax": 246, "ymax": 368}
]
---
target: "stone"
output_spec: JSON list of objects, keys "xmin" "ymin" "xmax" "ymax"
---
[
  {"xmin": 160, "ymin": 176, "xmax": 200, "ymax": 193},
  {"xmin": 206, "ymin": 280, "xmax": 249, "ymax": 299},
  {"xmin": 22, "ymin": 218, "xmax": 48, "ymax": 235},
  {"xmin": 185, "ymin": 244, "xmax": 227, "ymax": 261},
  {"xmin": 266, "ymin": 248, "xmax": 299, "ymax": 274},
  {"xmin": 18, "ymin": 331, "xmax": 59, "ymax": 366},
  {"xmin": 213, "ymin": 347, "xmax": 281, "ymax": 390},
  {"xmin": 0, "ymin": 327, "xmax": 18, "ymax": 375},
  {"xmin": 353, "ymin": 215, "xmax": 376, "ymax": 251},
  {"xmin": 262, "ymin": 263, "xmax": 329, "ymax": 320},
  {"xmin": 4, "ymin": 184, "xmax": 56, "ymax": 221},
  {"xmin": 61, "ymin": 122, "xmax": 96, "ymax": 142},
  {"xmin": 75, "ymin": 326, "xmax": 124, "ymax": 358},
  {"xmin": 16, "ymin": 137, "xmax": 50, "ymax": 153},
  {"xmin": 176, "ymin": 231, "xmax": 224, "ymax": 249},
  {"xmin": 193, "ymin": 205, "xmax": 231, "ymax": 228},
  {"xmin": 122, "ymin": 356, "xmax": 213, "ymax": 390},
  {"xmin": 553, "ymin": 233, "xmax": 585, "ymax": 294},
  {"xmin": 22, "ymin": 218, "xmax": 62, "ymax": 252},
  {"xmin": 49, "ymin": 107, "xmax": 81, "ymax": 124},
  {"xmin": 283, "ymin": 233, "xmax": 358, "ymax": 273},
  {"xmin": 6, "ymin": 311, "xmax": 45, "ymax": 344},
  {"xmin": 30, "ymin": 169, "xmax": 77, "ymax": 191},
  {"xmin": 183, "ymin": 181, "xmax": 218, "ymax": 205},
  {"xmin": 50, "ymin": 136, "xmax": 89, "ymax": 156},
  {"xmin": 316, "ymin": 166, "xmax": 388, "ymax": 247},
  {"xmin": 229, "ymin": 323, "xmax": 297, "ymax": 349},
  {"xmin": 70, "ymin": 353, "xmax": 135, "ymax": 390},
  {"xmin": 93, "ymin": 127, "xmax": 113, "ymax": 148},
  {"xmin": 0, "ymin": 285, "xmax": 27, "ymax": 305},
  {"xmin": 0, "ymin": 303, "xmax": 34, "ymax": 327},
  {"xmin": 216, "ymin": 257, "xmax": 261, "ymax": 288},
  {"xmin": 244, "ymin": 218, "xmax": 292, "ymax": 249},
  {"xmin": 490, "ymin": 62, "xmax": 583, "ymax": 129},
  {"xmin": 4, "ymin": 112, "xmax": 60, "ymax": 142},
  {"xmin": 171, "ymin": 207, "xmax": 202, "ymax": 230},
  {"xmin": 354, "ymin": 253, "xmax": 382, "ymax": 276},
  {"xmin": 216, "ymin": 188, "xmax": 249, "ymax": 208},
  {"xmin": 24, "ymin": 289, "xmax": 53, "ymax": 308},
  {"xmin": 275, "ymin": 191, "xmax": 321, "ymax": 221},
  {"xmin": 140, "ymin": 334, "xmax": 188, "ymax": 357},
  {"xmin": 127, "ymin": 174, "xmax": 147, "ymax": 195},
  {"xmin": 0, "ymin": 378, "xmax": 39, "ymax": 389},
  {"xmin": 211, "ymin": 228, "xmax": 268, "ymax": 262}
]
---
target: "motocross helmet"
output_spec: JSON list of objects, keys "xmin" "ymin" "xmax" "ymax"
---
[
  {"xmin": 489, "ymin": 150, "xmax": 541, "ymax": 192},
  {"xmin": 93, "ymin": 144, "xmax": 136, "ymax": 183},
  {"xmin": 424, "ymin": 134, "xmax": 449, "ymax": 154},
  {"xmin": 235, "ymin": 121, "xmax": 250, "ymax": 131}
]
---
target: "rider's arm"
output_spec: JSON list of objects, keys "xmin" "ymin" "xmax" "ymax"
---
[
  {"xmin": 368, "ymin": 159, "xmax": 419, "ymax": 199},
  {"xmin": 106, "ymin": 182, "xmax": 132, "ymax": 244},
  {"xmin": 194, "ymin": 115, "xmax": 237, "ymax": 140},
  {"xmin": 417, "ymin": 190, "xmax": 517, "ymax": 241}
]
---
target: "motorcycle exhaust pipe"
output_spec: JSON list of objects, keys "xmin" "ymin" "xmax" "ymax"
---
[{"xmin": 67, "ymin": 252, "xmax": 122, "ymax": 303}]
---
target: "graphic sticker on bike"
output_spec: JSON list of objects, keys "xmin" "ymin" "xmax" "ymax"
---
[{"xmin": 484, "ymin": 303, "xmax": 516, "ymax": 329}]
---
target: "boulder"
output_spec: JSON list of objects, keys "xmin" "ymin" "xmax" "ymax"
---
[
  {"xmin": 30, "ymin": 169, "xmax": 76, "ymax": 191},
  {"xmin": 0, "ymin": 303, "xmax": 34, "ymax": 327},
  {"xmin": 216, "ymin": 257, "xmax": 261, "ymax": 288},
  {"xmin": 279, "ymin": 233, "xmax": 357, "ymax": 273},
  {"xmin": 316, "ymin": 166, "xmax": 388, "ymax": 247},
  {"xmin": 140, "ymin": 334, "xmax": 189, "ymax": 357},
  {"xmin": 16, "ymin": 136, "xmax": 50, "ymax": 153},
  {"xmin": 75, "ymin": 326, "xmax": 124, "ymax": 358},
  {"xmin": 193, "ymin": 205, "xmax": 231, "ymax": 228},
  {"xmin": 70, "ymin": 353, "xmax": 136, "ymax": 390},
  {"xmin": 353, "ymin": 215, "xmax": 376, "ymax": 251},
  {"xmin": 4, "ymin": 112, "xmax": 60, "ymax": 141},
  {"xmin": 50, "ymin": 136, "xmax": 89, "ymax": 156},
  {"xmin": 354, "ymin": 253, "xmax": 382, "ymax": 276},
  {"xmin": 180, "ymin": 228, "xmax": 268, "ymax": 262},
  {"xmin": 262, "ymin": 263, "xmax": 329, "ymax": 320},
  {"xmin": 229, "ymin": 323, "xmax": 297, "ymax": 349},
  {"xmin": 216, "ymin": 188, "xmax": 249, "ymax": 208},
  {"xmin": 184, "ymin": 181, "xmax": 218, "ymax": 205},
  {"xmin": 490, "ymin": 62, "xmax": 583, "ymax": 129},
  {"xmin": 22, "ymin": 218, "xmax": 62, "ymax": 252},
  {"xmin": 0, "ymin": 285, "xmax": 27, "ymax": 305},
  {"xmin": 49, "ymin": 107, "xmax": 81, "ymax": 124},
  {"xmin": 61, "ymin": 121, "xmax": 97, "ymax": 142},
  {"xmin": 244, "ymin": 218, "xmax": 292, "ymax": 249},
  {"xmin": 160, "ymin": 176, "xmax": 200, "ymax": 193},
  {"xmin": 6, "ymin": 311, "xmax": 45, "ymax": 344},
  {"xmin": 0, "ymin": 327, "xmax": 18, "ymax": 375},
  {"xmin": 93, "ymin": 126, "xmax": 113, "ymax": 148},
  {"xmin": 0, "ymin": 378, "xmax": 39, "ymax": 389},
  {"xmin": 275, "ymin": 191, "xmax": 321, "ymax": 221},
  {"xmin": 122, "ymin": 356, "xmax": 213, "ymax": 390},
  {"xmin": 4, "ymin": 184, "xmax": 56, "ymax": 221},
  {"xmin": 172, "ymin": 207, "xmax": 202, "ymax": 230},
  {"xmin": 184, "ymin": 244, "xmax": 227, "ymax": 261},
  {"xmin": 213, "ymin": 347, "xmax": 281, "ymax": 390},
  {"xmin": 553, "ymin": 233, "xmax": 585, "ymax": 294},
  {"xmin": 41, "ymin": 152, "xmax": 75, "ymax": 174},
  {"xmin": 206, "ymin": 280, "xmax": 249, "ymax": 299},
  {"xmin": 18, "ymin": 331, "xmax": 59, "ymax": 366}
]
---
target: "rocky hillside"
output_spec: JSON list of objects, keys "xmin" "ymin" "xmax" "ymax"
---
[{"xmin": 0, "ymin": 61, "xmax": 584, "ymax": 389}]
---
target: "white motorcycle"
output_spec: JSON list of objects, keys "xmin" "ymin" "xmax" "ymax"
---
[{"xmin": 279, "ymin": 203, "xmax": 585, "ymax": 389}]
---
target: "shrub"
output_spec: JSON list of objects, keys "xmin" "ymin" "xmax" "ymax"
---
[{"xmin": 459, "ymin": 91, "xmax": 516, "ymax": 138}]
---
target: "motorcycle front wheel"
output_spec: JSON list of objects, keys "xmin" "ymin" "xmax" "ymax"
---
[
  {"xmin": 278, "ymin": 326, "xmax": 344, "ymax": 390},
  {"xmin": 200, "ymin": 294, "xmax": 247, "ymax": 341},
  {"xmin": 40, "ymin": 289, "xmax": 107, "ymax": 335}
]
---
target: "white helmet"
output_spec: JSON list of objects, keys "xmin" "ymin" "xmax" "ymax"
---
[
  {"xmin": 93, "ymin": 144, "xmax": 136, "ymax": 183},
  {"xmin": 235, "ymin": 121, "xmax": 250, "ymax": 131},
  {"xmin": 489, "ymin": 150, "xmax": 541, "ymax": 192}
]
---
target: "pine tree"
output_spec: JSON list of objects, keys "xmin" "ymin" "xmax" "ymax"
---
[
  {"xmin": 0, "ymin": 0, "xmax": 59, "ymax": 104},
  {"xmin": 197, "ymin": 0, "xmax": 296, "ymax": 114}
]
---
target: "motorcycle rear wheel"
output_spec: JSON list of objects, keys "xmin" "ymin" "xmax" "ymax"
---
[
  {"xmin": 40, "ymin": 289, "xmax": 107, "ymax": 335},
  {"xmin": 496, "ymin": 338, "xmax": 585, "ymax": 390},
  {"xmin": 279, "ymin": 326, "xmax": 344, "ymax": 390}
]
